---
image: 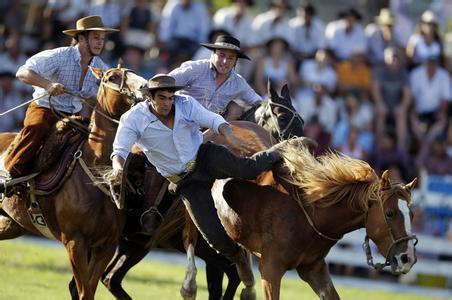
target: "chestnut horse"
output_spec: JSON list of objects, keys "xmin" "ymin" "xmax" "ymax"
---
[
  {"xmin": 207, "ymin": 125, "xmax": 418, "ymax": 300},
  {"xmin": 101, "ymin": 83, "xmax": 304, "ymax": 300},
  {"xmin": 0, "ymin": 65, "xmax": 147, "ymax": 300}
]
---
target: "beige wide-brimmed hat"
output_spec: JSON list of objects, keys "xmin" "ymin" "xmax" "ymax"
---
[
  {"xmin": 420, "ymin": 10, "xmax": 438, "ymax": 24},
  {"xmin": 63, "ymin": 15, "xmax": 120, "ymax": 37},
  {"xmin": 375, "ymin": 8, "xmax": 395, "ymax": 25},
  {"xmin": 140, "ymin": 74, "xmax": 185, "ymax": 92}
]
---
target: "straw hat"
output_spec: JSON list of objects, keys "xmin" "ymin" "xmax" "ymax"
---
[
  {"xmin": 375, "ymin": 8, "xmax": 395, "ymax": 25},
  {"xmin": 420, "ymin": 10, "xmax": 438, "ymax": 24},
  {"xmin": 141, "ymin": 74, "xmax": 185, "ymax": 92},
  {"xmin": 62, "ymin": 15, "xmax": 120, "ymax": 37},
  {"xmin": 201, "ymin": 35, "xmax": 250, "ymax": 60}
]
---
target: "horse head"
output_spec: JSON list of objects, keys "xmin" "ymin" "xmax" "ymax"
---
[
  {"xmin": 365, "ymin": 170, "xmax": 418, "ymax": 275},
  {"xmin": 258, "ymin": 81, "xmax": 304, "ymax": 141},
  {"xmin": 90, "ymin": 61, "xmax": 147, "ymax": 119}
]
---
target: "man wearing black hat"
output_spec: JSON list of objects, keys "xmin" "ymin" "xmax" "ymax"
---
[
  {"xmin": 1, "ymin": 15, "xmax": 118, "ymax": 187},
  {"xmin": 169, "ymin": 34, "xmax": 262, "ymax": 121},
  {"xmin": 111, "ymin": 73, "xmax": 292, "ymax": 293}
]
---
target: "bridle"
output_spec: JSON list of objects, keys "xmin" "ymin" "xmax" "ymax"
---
[
  {"xmin": 258, "ymin": 100, "xmax": 304, "ymax": 141},
  {"xmin": 363, "ymin": 189, "xmax": 418, "ymax": 271},
  {"xmin": 293, "ymin": 185, "xmax": 418, "ymax": 271},
  {"xmin": 99, "ymin": 68, "xmax": 143, "ymax": 107}
]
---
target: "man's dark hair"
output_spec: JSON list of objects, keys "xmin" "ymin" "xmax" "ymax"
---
[{"xmin": 149, "ymin": 88, "xmax": 177, "ymax": 99}]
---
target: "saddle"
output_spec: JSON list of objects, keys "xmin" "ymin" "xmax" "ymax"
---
[{"xmin": 33, "ymin": 116, "xmax": 87, "ymax": 193}]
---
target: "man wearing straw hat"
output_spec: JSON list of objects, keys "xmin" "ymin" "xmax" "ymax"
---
[{"xmin": 1, "ymin": 15, "xmax": 118, "ymax": 186}]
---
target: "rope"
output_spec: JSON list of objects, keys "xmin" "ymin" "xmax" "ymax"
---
[{"xmin": 0, "ymin": 94, "xmax": 48, "ymax": 117}]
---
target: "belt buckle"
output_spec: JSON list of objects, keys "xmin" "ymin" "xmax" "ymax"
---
[{"xmin": 186, "ymin": 160, "xmax": 196, "ymax": 172}]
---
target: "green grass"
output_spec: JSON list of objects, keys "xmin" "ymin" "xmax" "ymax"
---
[{"xmin": 0, "ymin": 238, "xmax": 443, "ymax": 300}]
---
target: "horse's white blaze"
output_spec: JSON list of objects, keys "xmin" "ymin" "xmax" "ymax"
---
[{"xmin": 396, "ymin": 198, "xmax": 415, "ymax": 271}]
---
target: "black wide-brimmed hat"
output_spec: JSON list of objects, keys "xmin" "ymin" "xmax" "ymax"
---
[
  {"xmin": 201, "ymin": 35, "xmax": 250, "ymax": 60},
  {"xmin": 140, "ymin": 74, "xmax": 185, "ymax": 92}
]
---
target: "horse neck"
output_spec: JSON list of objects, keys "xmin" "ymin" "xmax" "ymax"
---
[{"xmin": 84, "ymin": 95, "xmax": 121, "ymax": 165}]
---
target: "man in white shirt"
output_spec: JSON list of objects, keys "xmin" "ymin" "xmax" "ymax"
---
[{"xmin": 111, "ymin": 74, "xmax": 290, "ymax": 289}]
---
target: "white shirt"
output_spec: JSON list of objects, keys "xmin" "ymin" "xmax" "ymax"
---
[
  {"xmin": 410, "ymin": 65, "xmax": 451, "ymax": 114},
  {"xmin": 112, "ymin": 95, "xmax": 226, "ymax": 177},
  {"xmin": 213, "ymin": 6, "xmax": 253, "ymax": 47},
  {"xmin": 251, "ymin": 10, "xmax": 291, "ymax": 47},
  {"xmin": 325, "ymin": 20, "xmax": 367, "ymax": 60},
  {"xmin": 293, "ymin": 93, "xmax": 338, "ymax": 133},
  {"xmin": 288, "ymin": 17, "xmax": 326, "ymax": 56},
  {"xmin": 298, "ymin": 59, "xmax": 337, "ymax": 93},
  {"xmin": 407, "ymin": 33, "xmax": 442, "ymax": 64}
]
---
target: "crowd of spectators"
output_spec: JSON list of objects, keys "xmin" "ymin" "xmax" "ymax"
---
[{"xmin": 0, "ymin": 0, "xmax": 451, "ymax": 237}]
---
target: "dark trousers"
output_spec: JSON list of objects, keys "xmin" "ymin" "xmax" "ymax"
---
[{"xmin": 178, "ymin": 142, "xmax": 278, "ymax": 258}]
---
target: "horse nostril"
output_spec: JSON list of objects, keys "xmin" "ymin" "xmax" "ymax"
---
[{"xmin": 400, "ymin": 253, "xmax": 410, "ymax": 264}]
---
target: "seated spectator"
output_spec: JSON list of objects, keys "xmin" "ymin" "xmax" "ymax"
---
[
  {"xmin": 333, "ymin": 93, "xmax": 374, "ymax": 154},
  {"xmin": 409, "ymin": 55, "xmax": 450, "ymax": 141},
  {"xmin": 365, "ymin": 8, "xmax": 405, "ymax": 65},
  {"xmin": 288, "ymin": 3, "xmax": 325, "ymax": 61},
  {"xmin": 296, "ymin": 48, "xmax": 337, "ymax": 100},
  {"xmin": 371, "ymin": 47, "xmax": 411, "ymax": 149},
  {"xmin": 120, "ymin": 0, "xmax": 159, "ymax": 53},
  {"xmin": 0, "ymin": 70, "xmax": 25, "ymax": 132},
  {"xmin": 253, "ymin": 37, "xmax": 299, "ymax": 97},
  {"xmin": 415, "ymin": 119, "xmax": 452, "ymax": 175},
  {"xmin": 339, "ymin": 126, "xmax": 368, "ymax": 160},
  {"xmin": 213, "ymin": 0, "xmax": 253, "ymax": 50},
  {"xmin": 0, "ymin": 34, "xmax": 30, "ymax": 93},
  {"xmin": 250, "ymin": 0, "xmax": 291, "ymax": 49},
  {"xmin": 303, "ymin": 115, "xmax": 331, "ymax": 156},
  {"xmin": 294, "ymin": 83, "xmax": 337, "ymax": 134},
  {"xmin": 122, "ymin": 45, "xmax": 155, "ymax": 80},
  {"xmin": 336, "ymin": 46, "xmax": 372, "ymax": 97},
  {"xmin": 369, "ymin": 130, "xmax": 409, "ymax": 177},
  {"xmin": 158, "ymin": 0, "xmax": 210, "ymax": 69},
  {"xmin": 406, "ymin": 10, "xmax": 444, "ymax": 67},
  {"xmin": 325, "ymin": 7, "xmax": 366, "ymax": 61}
]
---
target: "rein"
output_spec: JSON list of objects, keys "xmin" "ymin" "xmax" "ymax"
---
[{"xmin": 260, "ymin": 100, "xmax": 304, "ymax": 141}]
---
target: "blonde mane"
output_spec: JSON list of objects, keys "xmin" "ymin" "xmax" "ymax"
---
[{"xmin": 279, "ymin": 140, "xmax": 380, "ymax": 211}]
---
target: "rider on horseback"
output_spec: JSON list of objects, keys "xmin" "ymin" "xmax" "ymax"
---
[
  {"xmin": 111, "ymin": 73, "xmax": 286, "ymax": 291},
  {"xmin": 169, "ymin": 34, "xmax": 261, "ymax": 120},
  {"xmin": 0, "ymin": 16, "xmax": 118, "ymax": 192}
]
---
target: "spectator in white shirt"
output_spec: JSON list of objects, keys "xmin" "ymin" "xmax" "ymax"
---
[
  {"xmin": 365, "ymin": 8, "xmax": 405, "ymax": 65},
  {"xmin": 288, "ymin": 3, "xmax": 326, "ymax": 61},
  {"xmin": 250, "ymin": 0, "xmax": 291, "ymax": 48},
  {"xmin": 325, "ymin": 7, "xmax": 367, "ymax": 61},
  {"xmin": 409, "ymin": 55, "xmax": 450, "ymax": 139}
]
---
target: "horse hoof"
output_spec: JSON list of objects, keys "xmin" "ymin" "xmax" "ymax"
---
[
  {"xmin": 240, "ymin": 286, "xmax": 256, "ymax": 300},
  {"xmin": 180, "ymin": 286, "xmax": 196, "ymax": 300}
]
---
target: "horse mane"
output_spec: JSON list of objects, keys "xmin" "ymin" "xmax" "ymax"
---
[{"xmin": 279, "ymin": 140, "xmax": 380, "ymax": 211}]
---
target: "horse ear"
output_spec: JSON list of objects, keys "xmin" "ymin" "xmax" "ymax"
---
[
  {"xmin": 267, "ymin": 79, "xmax": 277, "ymax": 103},
  {"xmin": 405, "ymin": 178, "xmax": 418, "ymax": 192},
  {"xmin": 117, "ymin": 58, "xmax": 124, "ymax": 69},
  {"xmin": 90, "ymin": 67, "xmax": 103, "ymax": 80},
  {"xmin": 380, "ymin": 170, "xmax": 391, "ymax": 189},
  {"xmin": 281, "ymin": 84, "xmax": 291, "ymax": 102}
]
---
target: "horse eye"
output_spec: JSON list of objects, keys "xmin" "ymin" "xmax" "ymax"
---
[
  {"xmin": 385, "ymin": 210, "xmax": 395, "ymax": 219},
  {"xmin": 109, "ymin": 75, "xmax": 117, "ymax": 81}
]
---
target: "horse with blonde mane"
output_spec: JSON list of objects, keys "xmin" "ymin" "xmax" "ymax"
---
[
  {"xmin": 0, "ymin": 65, "xmax": 147, "ymax": 300},
  {"xmin": 204, "ymin": 124, "xmax": 418, "ymax": 300}
]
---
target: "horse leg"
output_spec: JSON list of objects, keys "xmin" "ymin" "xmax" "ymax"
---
[
  {"xmin": 102, "ymin": 237, "xmax": 151, "ymax": 300},
  {"xmin": 296, "ymin": 260, "xmax": 339, "ymax": 300},
  {"xmin": 180, "ymin": 212, "xmax": 199, "ymax": 300},
  {"xmin": 0, "ymin": 210, "xmax": 26, "ymax": 240},
  {"xmin": 259, "ymin": 257, "xmax": 286, "ymax": 300},
  {"xmin": 65, "ymin": 238, "xmax": 93, "ymax": 300},
  {"xmin": 87, "ymin": 244, "xmax": 117, "ymax": 296},
  {"xmin": 206, "ymin": 263, "xmax": 224, "ymax": 300},
  {"xmin": 69, "ymin": 277, "xmax": 78, "ymax": 300}
]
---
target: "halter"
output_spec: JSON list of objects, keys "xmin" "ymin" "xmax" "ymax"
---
[
  {"xmin": 259, "ymin": 100, "xmax": 304, "ymax": 141},
  {"xmin": 363, "ymin": 191, "xmax": 418, "ymax": 271},
  {"xmin": 100, "ymin": 68, "xmax": 143, "ymax": 107}
]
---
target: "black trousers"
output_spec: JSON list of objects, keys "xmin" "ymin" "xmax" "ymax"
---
[{"xmin": 178, "ymin": 142, "xmax": 278, "ymax": 258}]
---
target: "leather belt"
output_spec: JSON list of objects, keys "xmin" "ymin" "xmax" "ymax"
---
[{"xmin": 166, "ymin": 160, "xmax": 196, "ymax": 184}]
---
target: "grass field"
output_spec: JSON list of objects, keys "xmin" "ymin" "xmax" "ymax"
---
[{"xmin": 0, "ymin": 238, "xmax": 444, "ymax": 300}]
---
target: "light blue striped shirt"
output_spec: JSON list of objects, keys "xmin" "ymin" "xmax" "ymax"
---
[
  {"xmin": 18, "ymin": 45, "xmax": 109, "ymax": 113},
  {"xmin": 169, "ymin": 59, "xmax": 262, "ymax": 114},
  {"xmin": 112, "ymin": 94, "xmax": 226, "ymax": 177}
]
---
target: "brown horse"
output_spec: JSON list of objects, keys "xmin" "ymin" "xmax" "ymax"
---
[
  {"xmin": 206, "ymin": 125, "xmax": 418, "ymax": 300},
  {"xmin": 0, "ymin": 65, "xmax": 146, "ymax": 299}
]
